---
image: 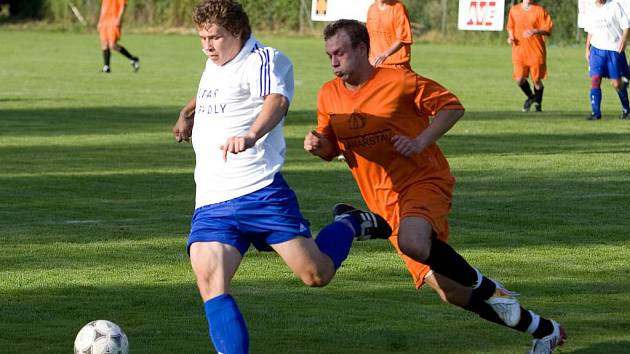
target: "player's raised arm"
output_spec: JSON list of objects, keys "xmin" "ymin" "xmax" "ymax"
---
[
  {"xmin": 392, "ymin": 109, "xmax": 464, "ymax": 157},
  {"xmin": 220, "ymin": 93, "xmax": 289, "ymax": 161},
  {"xmin": 173, "ymin": 96, "xmax": 196, "ymax": 142}
]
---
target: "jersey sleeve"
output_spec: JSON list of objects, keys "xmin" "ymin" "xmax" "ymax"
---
[
  {"xmin": 507, "ymin": 8, "xmax": 515, "ymax": 33},
  {"xmin": 414, "ymin": 75, "xmax": 464, "ymax": 117},
  {"xmin": 394, "ymin": 3, "xmax": 413, "ymax": 44},
  {"xmin": 247, "ymin": 47, "xmax": 295, "ymax": 102},
  {"xmin": 538, "ymin": 7, "xmax": 553, "ymax": 33}
]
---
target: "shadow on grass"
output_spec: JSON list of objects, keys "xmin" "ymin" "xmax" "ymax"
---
[
  {"xmin": 0, "ymin": 106, "xmax": 180, "ymax": 136},
  {"xmin": 3, "ymin": 279, "xmax": 626, "ymax": 354},
  {"xmin": 569, "ymin": 341, "xmax": 630, "ymax": 354},
  {"xmin": 1, "ymin": 105, "xmax": 629, "ymax": 353}
]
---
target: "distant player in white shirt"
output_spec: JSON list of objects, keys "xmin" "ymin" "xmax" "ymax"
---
[
  {"xmin": 171, "ymin": 1, "xmax": 392, "ymax": 353},
  {"xmin": 585, "ymin": 0, "xmax": 630, "ymax": 119}
]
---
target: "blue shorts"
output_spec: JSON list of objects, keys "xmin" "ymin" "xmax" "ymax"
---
[
  {"xmin": 187, "ymin": 173, "xmax": 312, "ymax": 256},
  {"xmin": 589, "ymin": 47, "xmax": 630, "ymax": 80}
]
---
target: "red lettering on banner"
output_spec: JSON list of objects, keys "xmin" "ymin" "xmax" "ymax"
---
[{"xmin": 466, "ymin": 1, "xmax": 496, "ymax": 27}]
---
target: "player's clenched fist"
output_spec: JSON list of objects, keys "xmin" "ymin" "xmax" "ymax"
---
[
  {"xmin": 304, "ymin": 130, "xmax": 323, "ymax": 154},
  {"xmin": 173, "ymin": 115, "xmax": 194, "ymax": 142},
  {"xmin": 391, "ymin": 134, "xmax": 424, "ymax": 157}
]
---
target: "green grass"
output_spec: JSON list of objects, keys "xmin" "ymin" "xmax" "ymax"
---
[{"xmin": 1, "ymin": 30, "xmax": 629, "ymax": 354}]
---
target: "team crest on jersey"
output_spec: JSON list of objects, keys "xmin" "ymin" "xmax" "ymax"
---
[{"xmin": 348, "ymin": 112, "xmax": 366, "ymax": 130}]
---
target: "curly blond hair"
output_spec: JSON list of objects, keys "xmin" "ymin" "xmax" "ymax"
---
[{"xmin": 193, "ymin": 0, "xmax": 251, "ymax": 41}]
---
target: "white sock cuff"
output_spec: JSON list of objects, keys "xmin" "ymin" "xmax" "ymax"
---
[{"xmin": 526, "ymin": 310, "xmax": 541, "ymax": 335}]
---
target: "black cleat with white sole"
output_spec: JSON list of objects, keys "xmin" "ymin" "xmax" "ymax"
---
[{"xmin": 332, "ymin": 203, "xmax": 392, "ymax": 240}]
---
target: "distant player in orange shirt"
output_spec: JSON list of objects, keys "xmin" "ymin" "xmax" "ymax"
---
[
  {"xmin": 507, "ymin": 0, "xmax": 552, "ymax": 112},
  {"xmin": 97, "ymin": 0, "xmax": 139, "ymax": 73},
  {"xmin": 366, "ymin": 0, "xmax": 413, "ymax": 70},
  {"xmin": 304, "ymin": 19, "xmax": 567, "ymax": 353}
]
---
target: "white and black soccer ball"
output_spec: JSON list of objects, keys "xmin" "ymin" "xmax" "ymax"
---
[{"xmin": 74, "ymin": 320, "xmax": 129, "ymax": 354}]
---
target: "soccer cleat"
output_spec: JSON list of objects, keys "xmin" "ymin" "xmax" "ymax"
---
[
  {"xmin": 523, "ymin": 97, "xmax": 535, "ymax": 112},
  {"xmin": 101, "ymin": 65, "xmax": 111, "ymax": 73},
  {"xmin": 534, "ymin": 103, "xmax": 542, "ymax": 112},
  {"xmin": 332, "ymin": 203, "xmax": 392, "ymax": 240},
  {"xmin": 529, "ymin": 320, "xmax": 567, "ymax": 354},
  {"xmin": 586, "ymin": 113, "xmax": 601, "ymax": 121},
  {"xmin": 620, "ymin": 110, "xmax": 630, "ymax": 119},
  {"xmin": 131, "ymin": 58, "xmax": 140, "ymax": 72},
  {"xmin": 485, "ymin": 280, "xmax": 521, "ymax": 327}
]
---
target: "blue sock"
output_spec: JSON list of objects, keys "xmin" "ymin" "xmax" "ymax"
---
[
  {"xmin": 204, "ymin": 294, "xmax": 249, "ymax": 354},
  {"xmin": 590, "ymin": 88, "xmax": 602, "ymax": 117},
  {"xmin": 315, "ymin": 221, "xmax": 354, "ymax": 269},
  {"xmin": 617, "ymin": 86, "xmax": 629, "ymax": 113}
]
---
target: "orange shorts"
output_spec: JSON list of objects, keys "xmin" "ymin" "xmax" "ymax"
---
[
  {"xmin": 386, "ymin": 180, "xmax": 453, "ymax": 288},
  {"xmin": 99, "ymin": 26, "xmax": 121, "ymax": 47},
  {"xmin": 513, "ymin": 63, "xmax": 547, "ymax": 82}
]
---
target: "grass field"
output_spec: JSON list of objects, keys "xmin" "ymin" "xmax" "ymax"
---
[{"xmin": 1, "ymin": 29, "xmax": 629, "ymax": 354}]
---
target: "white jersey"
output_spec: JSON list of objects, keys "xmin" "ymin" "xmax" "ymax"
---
[
  {"xmin": 192, "ymin": 36, "xmax": 294, "ymax": 208},
  {"xmin": 585, "ymin": 1, "xmax": 630, "ymax": 51}
]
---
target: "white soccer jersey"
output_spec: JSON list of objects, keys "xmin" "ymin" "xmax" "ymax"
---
[
  {"xmin": 586, "ymin": 1, "xmax": 630, "ymax": 51},
  {"xmin": 192, "ymin": 36, "xmax": 294, "ymax": 208}
]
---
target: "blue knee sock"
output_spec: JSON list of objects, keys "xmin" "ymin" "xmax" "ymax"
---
[
  {"xmin": 617, "ymin": 86, "xmax": 629, "ymax": 113},
  {"xmin": 315, "ymin": 221, "xmax": 354, "ymax": 269},
  {"xmin": 590, "ymin": 88, "xmax": 602, "ymax": 117},
  {"xmin": 204, "ymin": 294, "xmax": 249, "ymax": 354}
]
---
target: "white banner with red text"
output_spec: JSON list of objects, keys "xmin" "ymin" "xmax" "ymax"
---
[{"xmin": 458, "ymin": 0, "xmax": 505, "ymax": 31}]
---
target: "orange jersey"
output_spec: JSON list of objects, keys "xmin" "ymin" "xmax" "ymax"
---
[
  {"xmin": 506, "ymin": 3, "xmax": 553, "ymax": 65},
  {"xmin": 366, "ymin": 1, "xmax": 413, "ymax": 67},
  {"xmin": 316, "ymin": 68, "xmax": 462, "ymax": 233},
  {"xmin": 98, "ymin": 0, "xmax": 126, "ymax": 27}
]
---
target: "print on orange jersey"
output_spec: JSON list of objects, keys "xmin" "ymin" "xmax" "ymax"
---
[{"xmin": 316, "ymin": 0, "xmax": 327, "ymax": 15}]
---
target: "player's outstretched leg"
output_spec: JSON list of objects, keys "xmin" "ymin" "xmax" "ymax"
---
[
  {"xmin": 458, "ymin": 277, "xmax": 566, "ymax": 353},
  {"xmin": 332, "ymin": 203, "xmax": 392, "ymax": 240},
  {"xmin": 114, "ymin": 44, "xmax": 140, "ymax": 72},
  {"xmin": 418, "ymin": 237, "xmax": 523, "ymax": 326}
]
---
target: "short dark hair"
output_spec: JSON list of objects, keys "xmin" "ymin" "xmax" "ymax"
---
[
  {"xmin": 193, "ymin": 0, "xmax": 252, "ymax": 42},
  {"xmin": 323, "ymin": 19, "xmax": 370, "ymax": 54}
]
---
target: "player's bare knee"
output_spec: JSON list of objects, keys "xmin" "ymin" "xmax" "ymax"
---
[
  {"xmin": 298, "ymin": 265, "xmax": 333, "ymax": 287},
  {"xmin": 398, "ymin": 236, "xmax": 430, "ymax": 262},
  {"xmin": 300, "ymin": 272, "xmax": 330, "ymax": 287}
]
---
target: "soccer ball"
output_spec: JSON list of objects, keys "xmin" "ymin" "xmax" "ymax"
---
[{"xmin": 74, "ymin": 320, "xmax": 129, "ymax": 354}]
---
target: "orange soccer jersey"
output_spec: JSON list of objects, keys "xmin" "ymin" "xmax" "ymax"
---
[
  {"xmin": 98, "ymin": 0, "xmax": 126, "ymax": 27},
  {"xmin": 366, "ymin": 1, "xmax": 413, "ymax": 68},
  {"xmin": 316, "ymin": 68, "xmax": 464, "ymax": 287},
  {"xmin": 506, "ymin": 3, "xmax": 553, "ymax": 66}
]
